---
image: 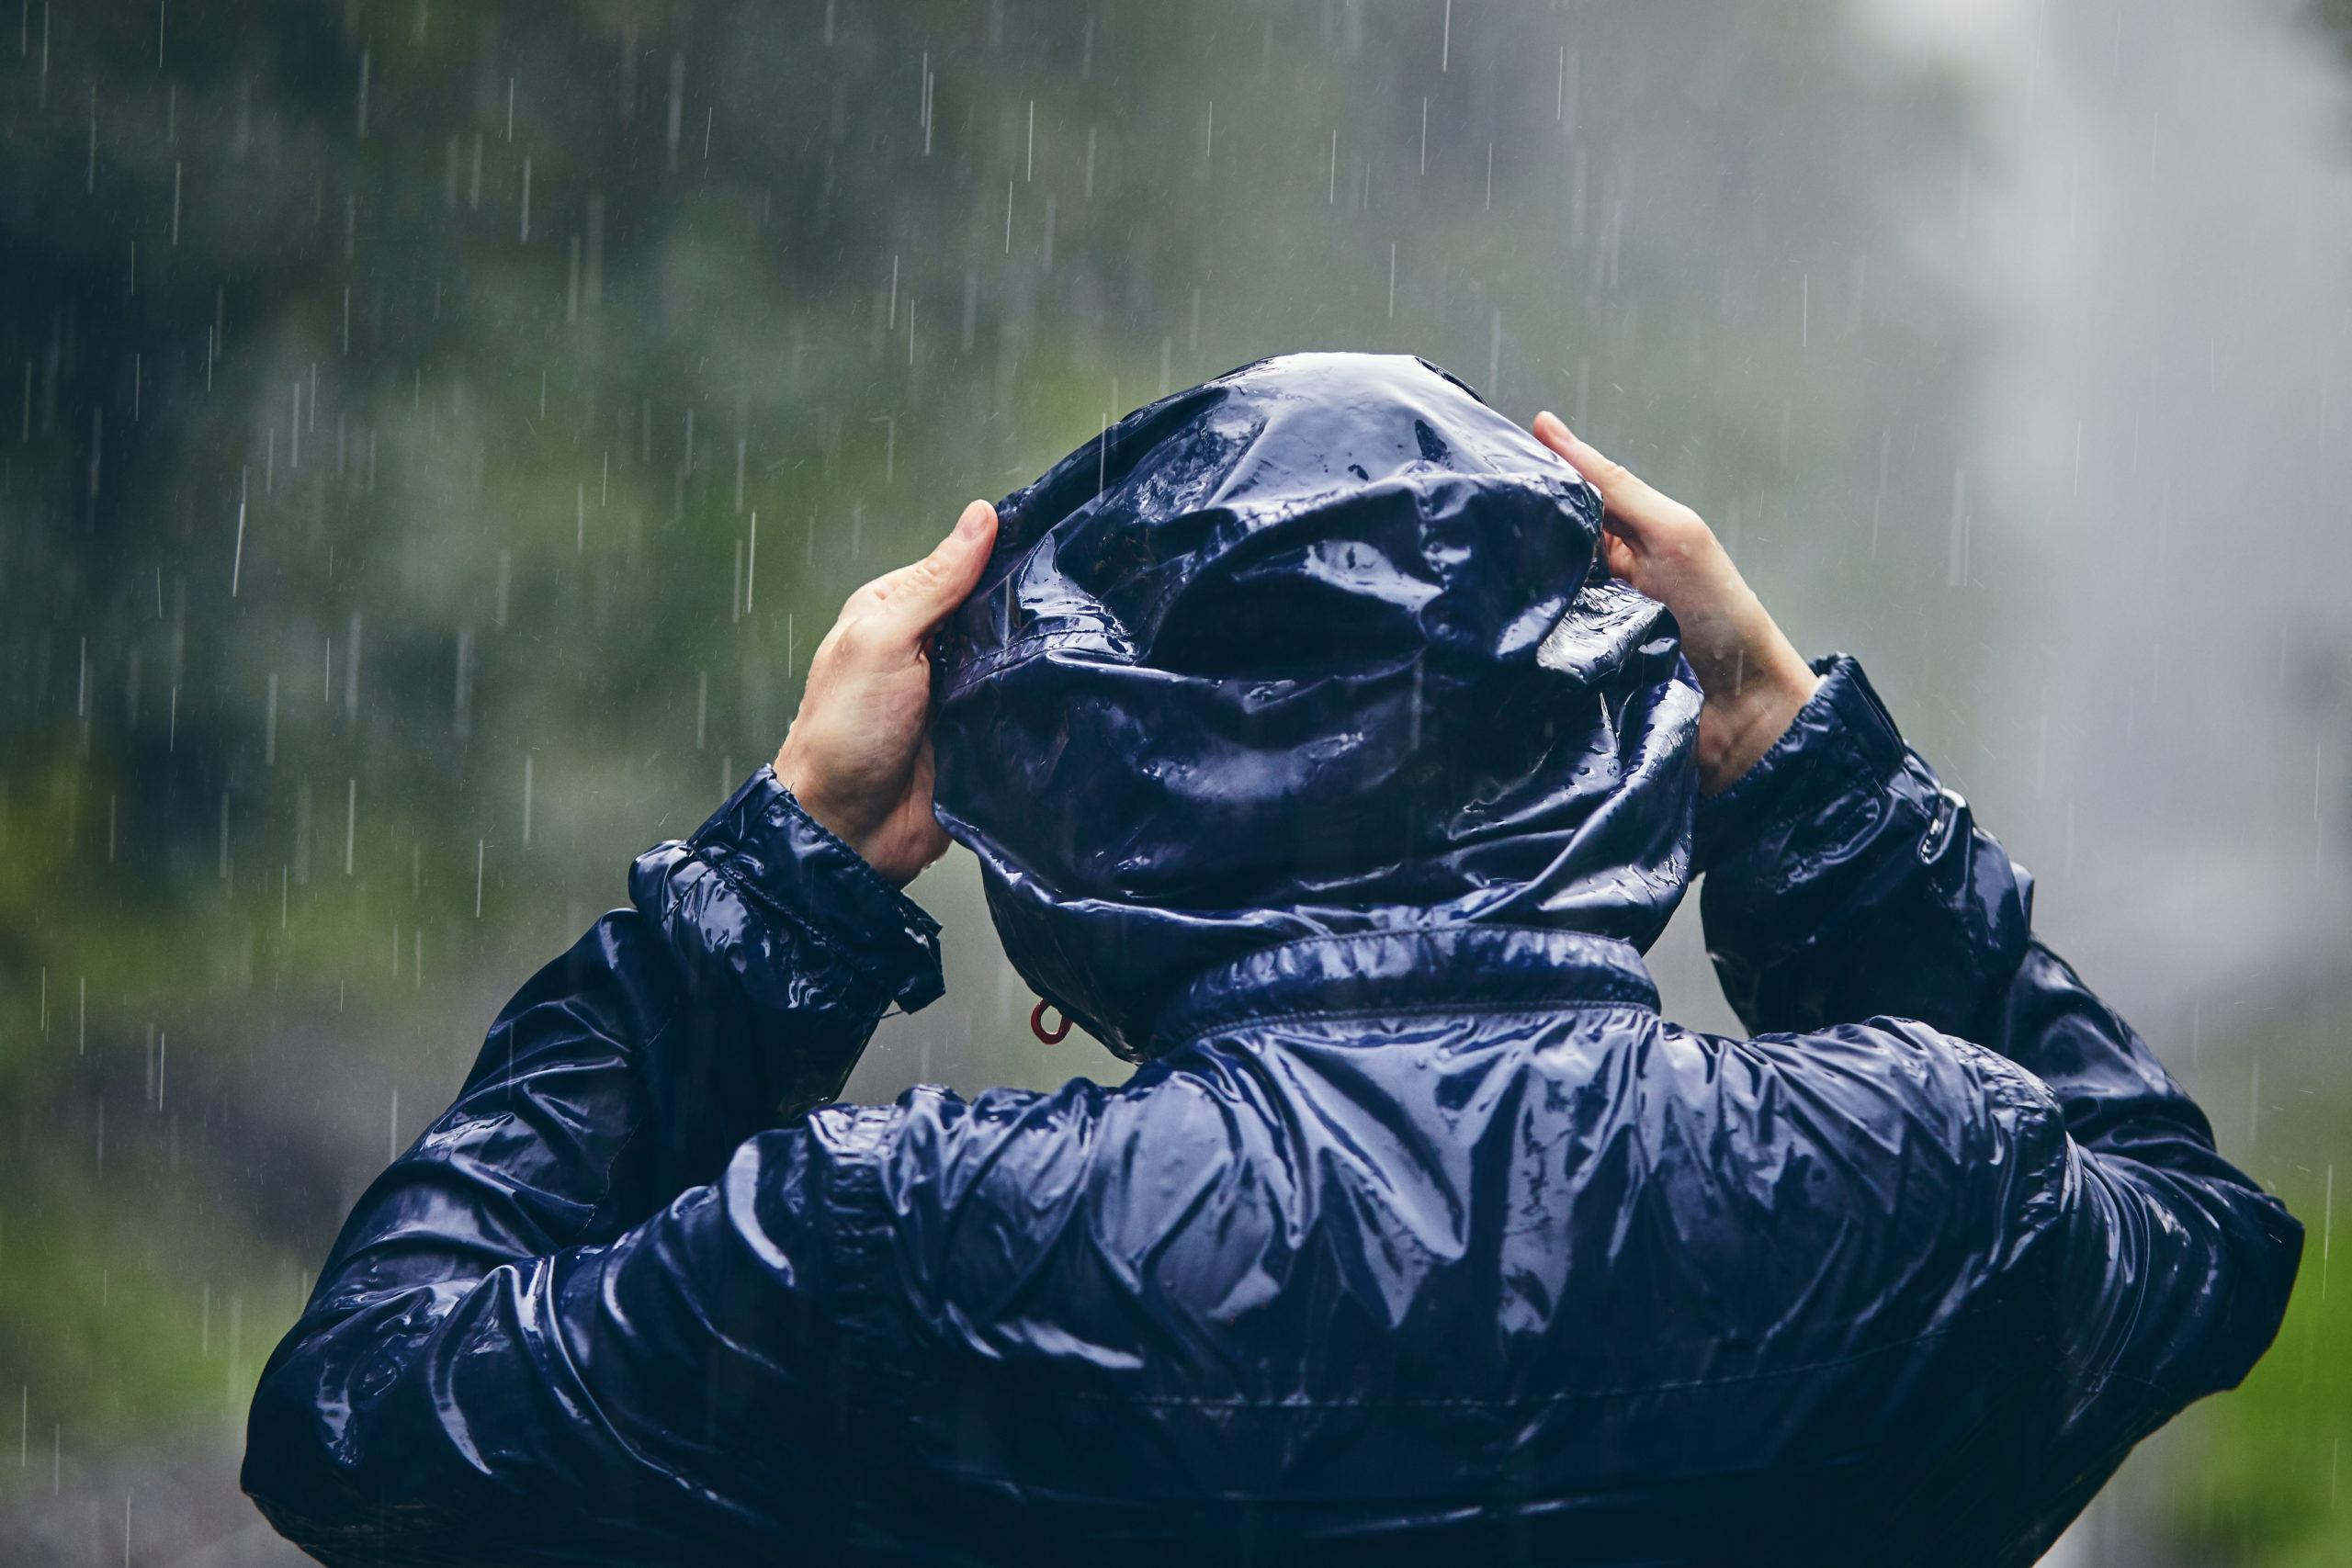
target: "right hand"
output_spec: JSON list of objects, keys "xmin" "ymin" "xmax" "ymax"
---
[
  {"xmin": 773, "ymin": 500, "xmax": 999, "ymax": 886},
  {"xmin": 1531, "ymin": 412, "xmax": 1818, "ymax": 794}
]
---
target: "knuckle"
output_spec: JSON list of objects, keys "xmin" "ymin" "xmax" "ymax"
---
[{"xmin": 834, "ymin": 617, "xmax": 882, "ymax": 660}]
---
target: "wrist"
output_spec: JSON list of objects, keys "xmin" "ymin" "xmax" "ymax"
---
[
  {"xmin": 772, "ymin": 750, "xmax": 865, "ymax": 858},
  {"xmin": 780, "ymin": 785, "xmax": 866, "ymax": 858},
  {"xmin": 1696, "ymin": 659, "xmax": 1819, "ymax": 795}
]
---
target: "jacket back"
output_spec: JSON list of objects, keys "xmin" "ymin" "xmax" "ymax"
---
[{"xmin": 241, "ymin": 357, "xmax": 2301, "ymax": 1566}]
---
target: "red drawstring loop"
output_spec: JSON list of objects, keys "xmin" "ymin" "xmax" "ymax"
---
[{"xmin": 1030, "ymin": 998, "xmax": 1074, "ymax": 1044}]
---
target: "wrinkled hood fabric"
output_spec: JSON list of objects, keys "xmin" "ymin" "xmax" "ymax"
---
[{"xmin": 933, "ymin": 352, "xmax": 1701, "ymax": 1061}]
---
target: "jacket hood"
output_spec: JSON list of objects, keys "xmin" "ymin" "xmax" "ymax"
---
[{"xmin": 933, "ymin": 352, "xmax": 1701, "ymax": 1062}]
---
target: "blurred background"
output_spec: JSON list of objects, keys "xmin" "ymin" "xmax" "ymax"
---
[{"xmin": 2, "ymin": 0, "xmax": 2349, "ymax": 1562}]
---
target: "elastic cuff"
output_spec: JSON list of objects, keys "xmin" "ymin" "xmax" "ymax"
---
[
  {"xmin": 1693, "ymin": 655, "xmax": 1906, "ymax": 873},
  {"xmin": 687, "ymin": 768, "xmax": 945, "ymax": 1012}
]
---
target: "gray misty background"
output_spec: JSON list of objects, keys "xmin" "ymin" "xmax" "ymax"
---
[{"xmin": 1, "ymin": 2, "xmax": 2347, "ymax": 1563}]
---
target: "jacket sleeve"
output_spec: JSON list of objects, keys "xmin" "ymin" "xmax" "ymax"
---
[
  {"xmin": 1695, "ymin": 655, "xmax": 2302, "ymax": 1548},
  {"xmin": 241, "ymin": 768, "xmax": 944, "ymax": 1567}
]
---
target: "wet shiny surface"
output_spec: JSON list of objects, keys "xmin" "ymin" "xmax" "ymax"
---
[
  {"xmin": 934, "ymin": 353, "xmax": 1699, "ymax": 1062},
  {"xmin": 243, "ymin": 355, "xmax": 2299, "ymax": 1566}
]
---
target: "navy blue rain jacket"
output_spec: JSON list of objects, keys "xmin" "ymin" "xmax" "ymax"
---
[{"xmin": 244, "ymin": 355, "xmax": 2300, "ymax": 1567}]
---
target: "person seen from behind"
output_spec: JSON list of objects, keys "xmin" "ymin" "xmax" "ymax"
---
[{"xmin": 243, "ymin": 355, "xmax": 2301, "ymax": 1567}]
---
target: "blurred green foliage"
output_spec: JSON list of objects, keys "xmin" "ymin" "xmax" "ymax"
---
[
  {"xmin": 3, "ymin": 5, "xmax": 2323, "ymax": 1562},
  {"xmin": 2126, "ymin": 992, "xmax": 2352, "ymax": 1566}
]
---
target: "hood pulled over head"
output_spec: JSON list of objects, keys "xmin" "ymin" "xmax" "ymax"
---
[{"xmin": 933, "ymin": 353, "xmax": 1700, "ymax": 1062}]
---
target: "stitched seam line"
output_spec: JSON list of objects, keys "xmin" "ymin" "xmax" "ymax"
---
[
  {"xmin": 1159, "ymin": 929, "xmax": 1658, "ymax": 1043},
  {"xmin": 822, "ymin": 1109, "xmax": 905, "ymax": 1407},
  {"xmin": 1750, "ymin": 676, "xmax": 1909, "ymax": 848},
  {"xmin": 1164, "ymin": 927, "xmax": 1657, "ymax": 985},
  {"xmin": 759, "ymin": 787, "xmax": 942, "ymax": 939},
  {"xmin": 1177, "ymin": 927, "xmax": 1642, "ymax": 962},
  {"xmin": 690, "ymin": 780, "xmax": 940, "ymax": 943},
  {"xmin": 694, "ymin": 847, "xmax": 901, "ymax": 1010},
  {"xmin": 1167, "ymin": 998, "xmax": 1656, "ymax": 1057}
]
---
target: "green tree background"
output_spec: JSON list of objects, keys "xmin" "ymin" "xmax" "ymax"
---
[{"xmin": 1, "ymin": 2, "xmax": 2345, "ymax": 1562}]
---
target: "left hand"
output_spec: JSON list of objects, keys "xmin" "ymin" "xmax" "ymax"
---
[
  {"xmin": 1530, "ymin": 412, "xmax": 1817, "ymax": 793},
  {"xmin": 773, "ymin": 499, "xmax": 999, "ymax": 886}
]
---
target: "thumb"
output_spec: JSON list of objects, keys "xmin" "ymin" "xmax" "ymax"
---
[{"xmin": 863, "ymin": 500, "xmax": 1000, "ymax": 637}]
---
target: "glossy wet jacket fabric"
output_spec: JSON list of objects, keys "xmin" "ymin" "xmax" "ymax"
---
[
  {"xmin": 245, "ymin": 356, "xmax": 2301, "ymax": 1567},
  {"xmin": 932, "ymin": 354, "xmax": 1697, "ymax": 1062}
]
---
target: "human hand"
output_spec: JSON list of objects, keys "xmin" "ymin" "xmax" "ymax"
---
[
  {"xmin": 772, "ymin": 499, "xmax": 999, "ymax": 886},
  {"xmin": 1531, "ymin": 412, "xmax": 1818, "ymax": 794}
]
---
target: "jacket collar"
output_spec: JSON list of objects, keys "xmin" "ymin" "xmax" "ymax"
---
[{"xmin": 1152, "ymin": 925, "xmax": 1660, "ymax": 1051}]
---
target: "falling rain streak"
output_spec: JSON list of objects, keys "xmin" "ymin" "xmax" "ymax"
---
[{"xmin": 1, "ymin": 4, "xmax": 2346, "ymax": 1562}]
